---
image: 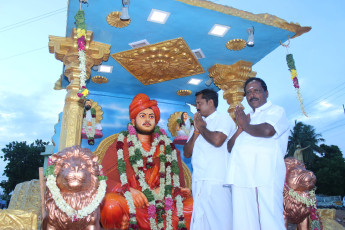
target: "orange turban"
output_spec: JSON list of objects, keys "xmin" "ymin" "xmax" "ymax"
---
[{"xmin": 129, "ymin": 93, "xmax": 160, "ymax": 124}]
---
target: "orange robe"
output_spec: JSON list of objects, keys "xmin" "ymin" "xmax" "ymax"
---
[{"xmin": 100, "ymin": 135, "xmax": 193, "ymax": 229}]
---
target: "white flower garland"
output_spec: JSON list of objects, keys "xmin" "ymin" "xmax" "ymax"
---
[
  {"xmin": 117, "ymin": 134, "xmax": 137, "ymax": 225},
  {"xmin": 82, "ymin": 115, "xmax": 96, "ymax": 139},
  {"xmin": 78, "ymin": 49, "xmax": 87, "ymax": 88},
  {"xmin": 46, "ymin": 172, "xmax": 107, "ymax": 219},
  {"xmin": 116, "ymin": 125, "xmax": 186, "ymax": 230}
]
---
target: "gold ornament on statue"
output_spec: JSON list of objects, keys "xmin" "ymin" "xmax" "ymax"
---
[
  {"xmin": 226, "ymin": 39, "xmax": 247, "ymax": 51},
  {"xmin": 107, "ymin": 12, "xmax": 131, "ymax": 28}
]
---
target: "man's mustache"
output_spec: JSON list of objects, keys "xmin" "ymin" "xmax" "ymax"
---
[
  {"xmin": 142, "ymin": 122, "xmax": 152, "ymax": 126},
  {"xmin": 249, "ymin": 97, "xmax": 259, "ymax": 102}
]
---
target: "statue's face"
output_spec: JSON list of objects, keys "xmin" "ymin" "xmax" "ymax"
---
[
  {"xmin": 85, "ymin": 101, "xmax": 92, "ymax": 110},
  {"xmin": 56, "ymin": 157, "xmax": 91, "ymax": 192},
  {"xmin": 132, "ymin": 108, "xmax": 156, "ymax": 134},
  {"xmin": 286, "ymin": 161, "xmax": 316, "ymax": 191},
  {"xmin": 183, "ymin": 112, "xmax": 188, "ymax": 120}
]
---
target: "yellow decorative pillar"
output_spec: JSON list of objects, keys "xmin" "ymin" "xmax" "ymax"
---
[
  {"xmin": 49, "ymin": 29, "xmax": 111, "ymax": 150},
  {"xmin": 208, "ymin": 60, "xmax": 257, "ymax": 121}
]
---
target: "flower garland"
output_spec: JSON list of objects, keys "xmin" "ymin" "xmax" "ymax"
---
[
  {"xmin": 286, "ymin": 53, "xmax": 307, "ymax": 117},
  {"xmin": 74, "ymin": 9, "xmax": 89, "ymax": 99},
  {"xmin": 288, "ymin": 187, "xmax": 323, "ymax": 230},
  {"xmin": 83, "ymin": 117, "xmax": 96, "ymax": 144},
  {"xmin": 288, "ymin": 188, "xmax": 316, "ymax": 207},
  {"xmin": 45, "ymin": 156, "xmax": 107, "ymax": 220},
  {"xmin": 116, "ymin": 123, "xmax": 186, "ymax": 230}
]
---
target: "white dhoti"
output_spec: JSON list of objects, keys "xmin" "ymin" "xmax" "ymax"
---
[
  {"xmin": 231, "ymin": 175, "xmax": 285, "ymax": 230},
  {"xmin": 191, "ymin": 180, "xmax": 232, "ymax": 230}
]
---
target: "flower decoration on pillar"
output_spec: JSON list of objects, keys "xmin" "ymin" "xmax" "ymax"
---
[
  {"xmin": 75, "ymin": 9, "xmax": 89, "ymax": 99},
  {"xmin": 282, "ymin": 40, "xmax": 307, "ymax": 117}
]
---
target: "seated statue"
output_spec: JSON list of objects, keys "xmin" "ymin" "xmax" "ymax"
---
[
  {"xmin": 100, "ymin": 93, "xmax": 193, "ymax": 230},
  {"xmin": 81, "ymin": 99, "xmax": 103, "ymax": 145},
  {"xmin": 176, "ymin": 112, "xmax": 193, "ymax": 137},
  {"xmin": 173, "ymin": 112, "xmax": 194, "ymax": 145}
]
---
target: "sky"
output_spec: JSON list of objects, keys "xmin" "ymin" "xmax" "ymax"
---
[{"xmin": 1, "ymin": 0, "xmax": 345, "ymax": 190}]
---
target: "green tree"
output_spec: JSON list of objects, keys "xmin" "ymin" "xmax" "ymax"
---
[
  {"xmin": 287, "ymin": 121, "xmax": 324, "ymax": 168},
  {"xmin": 0, "ymin": 140, "xmax": 48, "ymax": 200},
  {"xmin": 310, "ymin": 144, "xmax": 345, "ymax": 196}
]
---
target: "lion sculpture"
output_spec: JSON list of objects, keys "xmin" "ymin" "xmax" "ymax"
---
[
  {"xmin": 283, "ymin": 157, "xmax": 317, "ymax": 230},
  {"xmin": 43, "ymin": 146, "xmax": 102, "ymax": 230}
]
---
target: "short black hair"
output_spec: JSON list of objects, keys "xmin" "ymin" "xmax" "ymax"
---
[
  {"xmin": 243, "ymin": 77, "xmax": 268, "ymax": 96},
  {"xmin": 195, "ymin": 89, "xmax": 218, "ymax": 108}
]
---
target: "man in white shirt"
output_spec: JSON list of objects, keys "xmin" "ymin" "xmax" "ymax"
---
[
  {"xmin": 184, "ymin": 89, "xmax": 236, "ymax": 230},
  {"xmin": 226, "ymin": 77, "xmax": 289, "ymax": 230}
]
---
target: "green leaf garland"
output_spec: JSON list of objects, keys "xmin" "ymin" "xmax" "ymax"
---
[
  {"xmin": 74, "ymin": 10, "xmax": 86, "ymax": 30},
  {"xmin": 142, "ymin": 188, "xmax": 155, "ymax": 202},
  {"xmin": 171, "ymin": 160, "xmax": 180, "ymax": 175}
]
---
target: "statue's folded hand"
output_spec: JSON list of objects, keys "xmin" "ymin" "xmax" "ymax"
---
[{"xmin": 130, "ymin": 187, "xmax": 149, "ymax": 208}]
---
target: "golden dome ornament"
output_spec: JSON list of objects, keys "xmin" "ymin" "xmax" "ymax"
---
[
  {"xmin": 106, "ymin": 11, "xmax": 131, "ymax": 28},
  {"xmin": 177, "ymin": 90, "xmax": 192, "ymax": 96},
  {"xmin": 91, "ymin": 76, "xmax": 108, "ymax": 84},
  {"xmin": 226, "ymin": 39, "xmax": 247, "ymax": 51}
]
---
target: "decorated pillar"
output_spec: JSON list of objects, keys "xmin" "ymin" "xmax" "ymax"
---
[
  {"xmin": 208, "ymin": 60, "xmax": 256, "ymax": 121},
  {"xmin": 49, "ymin": 29, "xmax": 110, "ymax": 151}
]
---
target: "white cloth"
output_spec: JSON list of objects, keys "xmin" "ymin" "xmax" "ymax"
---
[
  {"xmin": 190, "ymin": 111, "xmax": 236, "ymax": 183},
  {"xmin": 225, "ymin": 100, "xmax": 288, "ymax": 230},
  {"xmin": 191, "ymin": 180, "xmax": 233, "ymax": 230},
  {"xmin": 177, "ymin": 118, "xmax": 192, "ymax": 137},
  {"xmin": 225, "ymin": 101, "xmax": 289, "ymax": 187},
  {"xmin": 231, "ymin": 170, "xmax": 285, "ymax": 230},
  {"xmin": 188, "ymin": 110, "xmax": 235, "ymax": 230}
]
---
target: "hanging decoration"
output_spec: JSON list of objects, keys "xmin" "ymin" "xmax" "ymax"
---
[
  {"xmin": 281, "ymin": 39, "xmax": 307, "ymax": 116},
  {"xmin": 75, "ymin": 4, "xmax": 89, "ymax": 99}
]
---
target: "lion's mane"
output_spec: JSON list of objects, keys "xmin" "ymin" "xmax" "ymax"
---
[
  {"xmin": 43, "ymin": 146, "xmax": 101, "ymax": 230},
  {"xmin": 283, "ymin": 157, "xmax": 316, "ymax": 224}
]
